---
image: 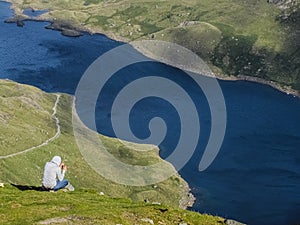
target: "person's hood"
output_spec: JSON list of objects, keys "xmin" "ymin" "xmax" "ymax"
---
[{"xmin": 51, "ymin": 156, "xmax": 61, "ymax": 166}]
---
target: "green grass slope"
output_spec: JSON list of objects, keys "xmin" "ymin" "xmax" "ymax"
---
[
  {"xmin": 8, "ymin": 0, "xmax": 300, "ymax": 91},
  {"xmin": 0, "ymin": 80, "xmax": 57, "ymax": 156},
  {"xmin": 151, "ymin": 22, "xmax": 222, "ymax": 61},
  {"xmin": 0, "ymin": 184, "xmax": 225, "ymax": 225},
  {"xmin": 0, "ymin": 79, "xmax": 193, "ymax": 209},
  {"xmin": 0, "ymin": 79, "xmax": 226, "ymax": 224}
]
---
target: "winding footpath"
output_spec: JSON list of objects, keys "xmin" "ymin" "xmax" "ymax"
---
[{"xmin": 0, "ymin": 94, "xmax": 61, "ymax": 159}]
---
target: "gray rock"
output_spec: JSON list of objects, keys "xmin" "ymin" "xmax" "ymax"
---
[
  {"xmin": 141, "ymin": 218, "xmax": 154, "ymax": 224},
  {"xmin": 61, "ymin": 29, "xmax": 82, "ymax": 37},
  {"xmin": 16, "ymin": 20, "xmax": 24, "ymax": 27},
  {"xmin": 225, "ymin": 219, "xmax": 246, "ymax": 225}
]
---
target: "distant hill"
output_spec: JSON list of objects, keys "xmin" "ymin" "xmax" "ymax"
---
[
  {"xmin": 0, "ymin": 79, "xmax": 193, "ymax": 209},
  {"xmin": 7, "ymin": 0, "xmax": 300, "ymax": 92}
]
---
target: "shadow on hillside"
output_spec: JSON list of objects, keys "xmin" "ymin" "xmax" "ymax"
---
[{"xmin": 11, "ymin": 183, "xmax": 44, "ymax": 191}]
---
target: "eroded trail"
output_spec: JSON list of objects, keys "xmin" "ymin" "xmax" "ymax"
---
[{"xmin": 0, "ymin": 94, "xmax": 61, "ymax": 159}]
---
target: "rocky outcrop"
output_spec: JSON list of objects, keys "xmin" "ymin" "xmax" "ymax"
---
[
  {"xmin": 179, "ymin": 191, "xmax": 195, "ymax": 209},
  {"xmin": 4, "ymin": 15, "xmax": 27, "ymax": 27},
  {"xmin": 268, "ymin": 0, "xmax": 298, "ymax": 20},
  {"xmin": 267, "ymin": 0, "xmax": 296, "ymax": 9},
  {"xmin": 4, "ymin": 9, "xmax": 83, "ymax": 37},
  {"xmin": 45, "ymin": 21, "xmax": 83, "ymax": 37}
]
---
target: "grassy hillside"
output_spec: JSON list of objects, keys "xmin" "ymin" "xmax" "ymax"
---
[
  {"xmin": 0, "ymin": 80, "xmax": 57, "ymax": 156},
  {"xmin": 7, "ymin": 0, "xmax": 300, "ymax": 92},
  {"xmin": 0, "ymin": 184, "xmax": 225, "ymax": 225},
  {"xmin": 0, "ymin": 79, "xmax": 193, "ymax": 209},
  {"xmin": 0, "ymin": 79, "xmax": 227, "ymax": 223}
]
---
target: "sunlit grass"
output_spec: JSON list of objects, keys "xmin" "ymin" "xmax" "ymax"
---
[
  {"xmin": 0, "ymin": 184, "xmax": 225, "ymax": 225},
  {"xmin": 0, "ymin": 80, "xmax": 192, "ymax": 209}
]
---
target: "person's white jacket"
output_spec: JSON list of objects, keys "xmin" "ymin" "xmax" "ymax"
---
[{"xmin": 42, "ymin": 156, "xmax": 65, "ymax": 189}]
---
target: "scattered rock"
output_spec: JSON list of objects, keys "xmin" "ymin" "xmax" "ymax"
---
[
  {"xmin": 158, "ymin": 221, "xmax": 166, "ymax": 225},
  {"xmin": 11, "ymin": 203, "xmax": 22, "ymax": 208},
  {"xmin": 99, "ymin": 191, "xmax": 105, "ymax": 195},
  {"xmin": 0, "ymin": 183, "xmax": 4, "ymax": 188},
  {"xmin": 38, "ymin": 218, "xmax": 69, "ymax": 224},
  {"xmin": 38, "ymin": 216, "xmax": 85, "ymax": 224},
  {"xmin": 225, "ymin": 219, "xmax": 246, "ymax": 225},
  {"xmin": 179, "ymin": 21, "xmax": 199, "ymax": 27},
  {"xmin": 60, "ymin": 206, "xmax": 71, "ymax": 211},
  {"xmin": 141, "ymin": 218, "xmax": 154, "ymax": 224},
  {"xmin": 152, "ymin": 202, "xmax": 161, "ymax": 205},
  {"xmin": 179, "ymin": 223, "xmax": 188, "ymax": 225}
]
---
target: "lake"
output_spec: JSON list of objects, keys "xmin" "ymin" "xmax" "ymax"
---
[{"xmin": 1, "ymin": 2, "xmax": 300, "ymax": 224}]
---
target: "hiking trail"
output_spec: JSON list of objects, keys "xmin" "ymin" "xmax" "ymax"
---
[{"xmin": 0, "ymin": 94, "xmax": 61, "ymax": 159}]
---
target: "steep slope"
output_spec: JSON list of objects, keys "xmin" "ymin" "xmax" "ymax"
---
[
  {"xmin": 0, "ymin": 79, "xmax": 192, "ymax": 209},
  {"xmin": 0, "ymin": 80, "xmax": 57, "ymax": 156}
]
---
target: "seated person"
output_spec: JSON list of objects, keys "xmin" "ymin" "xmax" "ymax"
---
[{"xmin": 42, "ymin": 155, "xmax": 74, "ymax": 192}]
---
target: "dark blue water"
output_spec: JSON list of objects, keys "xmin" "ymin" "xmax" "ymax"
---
[
  {"xmin": 1, "ymin": 2, "xmax": 300, "ymax": 224},
  {"xmin": 0, "ymin": 1, "xmax": 121, "ymax": 93}
]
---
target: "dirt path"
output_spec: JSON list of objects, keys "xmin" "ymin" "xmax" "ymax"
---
[{"xmin": 0, "ymin": 94, "xmax": 61, "ymax": 159}]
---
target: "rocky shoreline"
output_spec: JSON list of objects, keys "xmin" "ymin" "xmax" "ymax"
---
[
  {"xmin": 214, "ymin": 73, "xmax": 300, "ymax": 98},
  {"xmin": 132, "ymin": 41, "xmax": 300, "ymax": 99},
  {"xmin": 4, "ymin": 15, "xmax": 84, "ymax": 37},
  {"xmin": 235, "ymin": 75, "xmax": 300, "ymax": 98},
  {"xmin": 44, "ymin": 21, "xmax": 83, "ymax": 37}
]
